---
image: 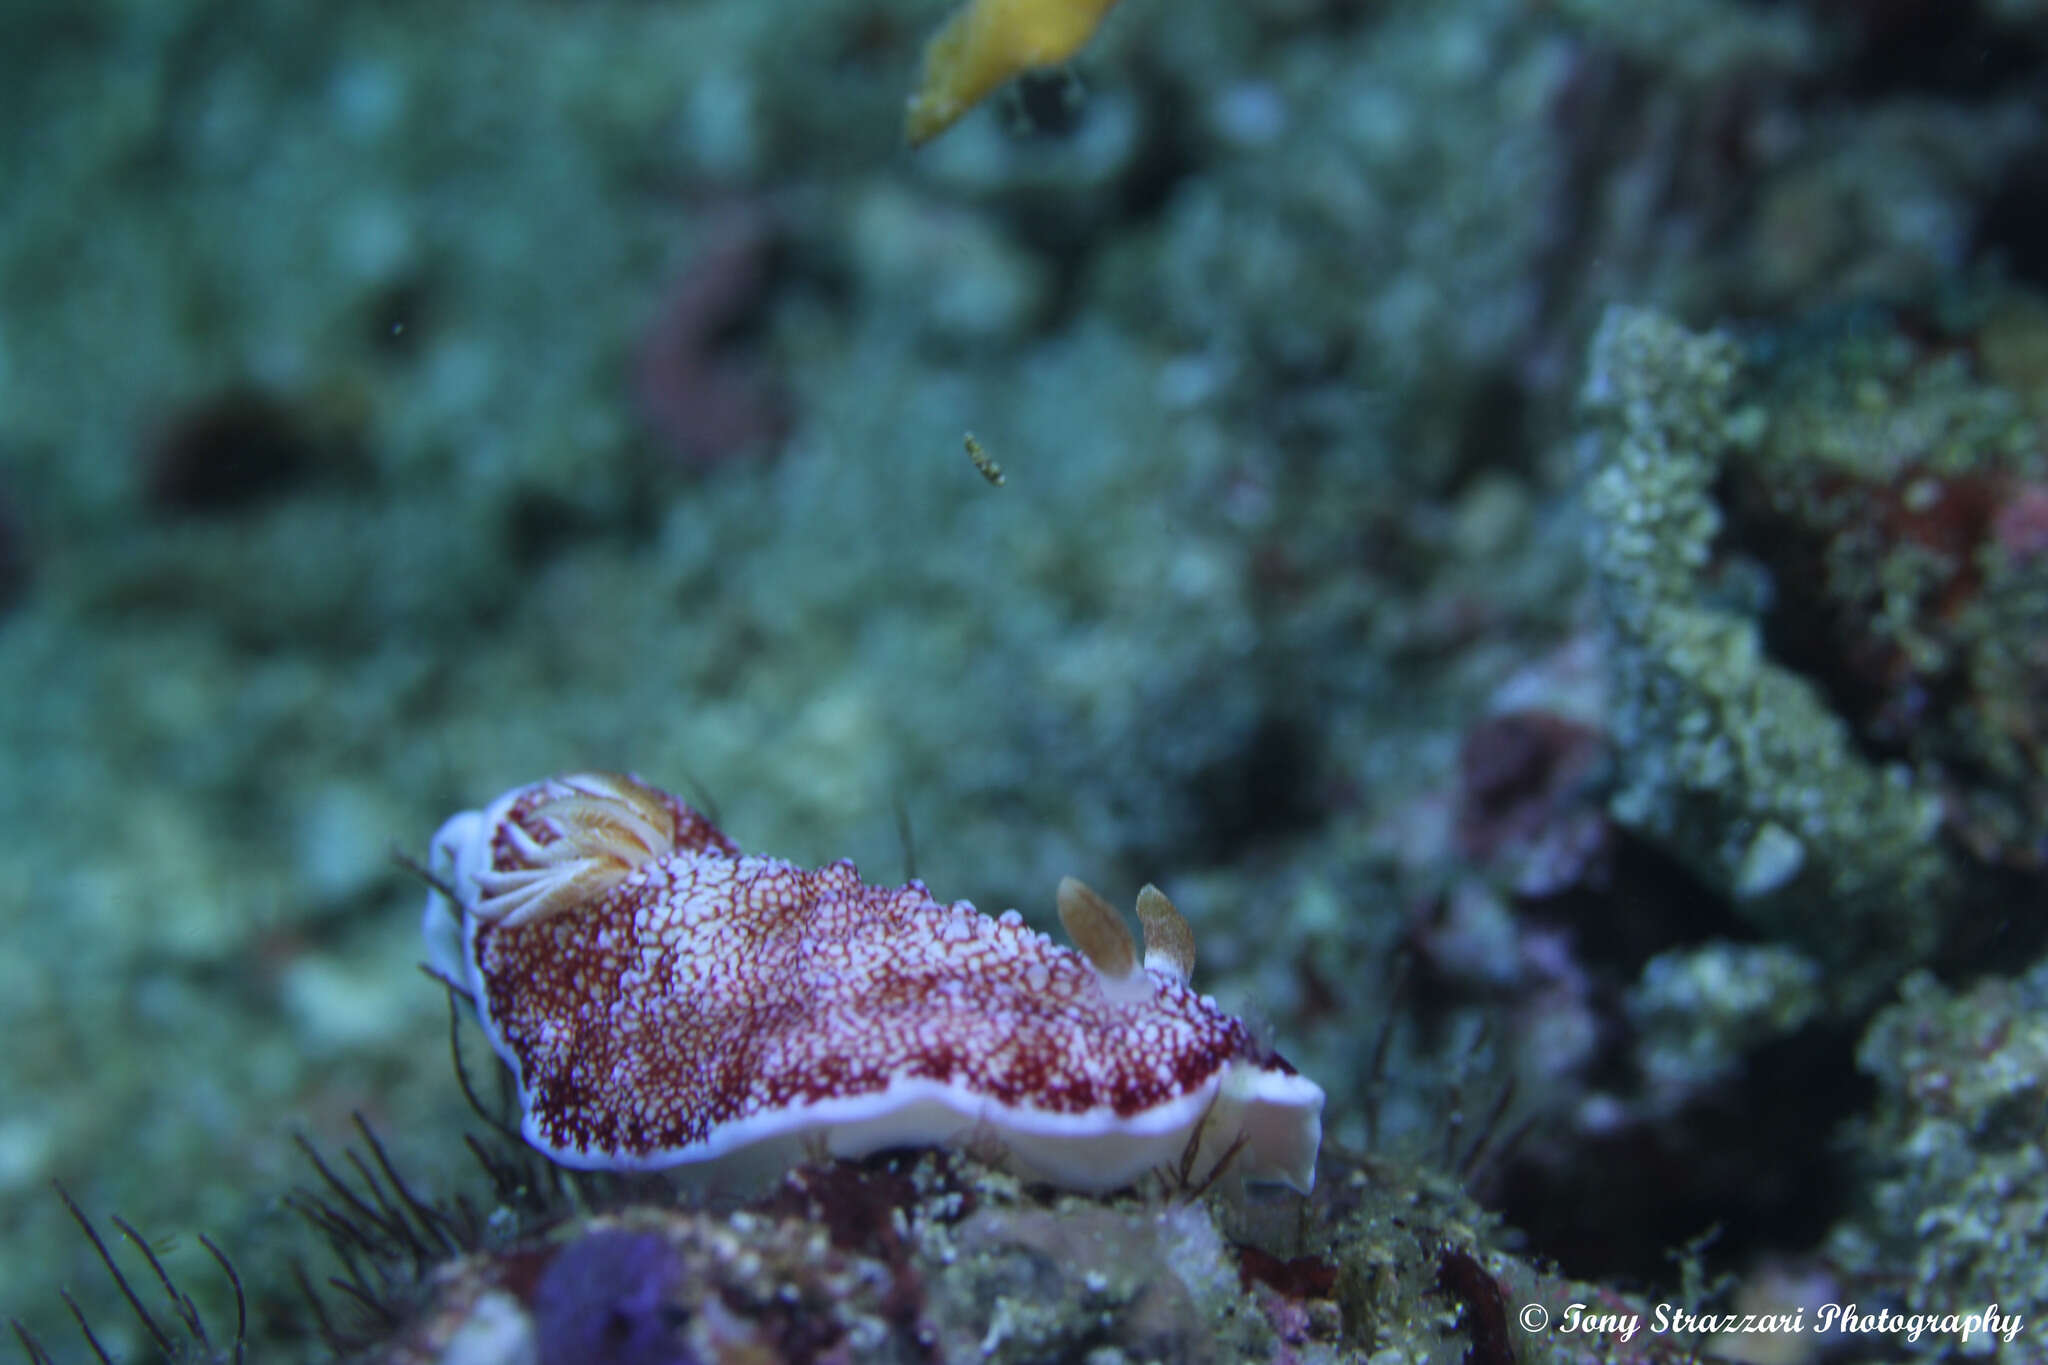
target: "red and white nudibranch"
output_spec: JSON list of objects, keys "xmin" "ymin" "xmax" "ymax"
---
[{"xmin": 422, "ymin": 773, "xmax": 1324, "ymax": 1194}]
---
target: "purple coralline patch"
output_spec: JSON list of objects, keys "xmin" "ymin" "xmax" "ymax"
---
[
  {"xmin": 533, "ymin": 1229, "xmax": 694, "ymax": 1365},
  {"xmin": 632, "ymin": 206, "xmax": 790, "ymax": 473},
  {"xmin": 1455, "ymin": 708, "xmax": 1613, "ymax": 898}
]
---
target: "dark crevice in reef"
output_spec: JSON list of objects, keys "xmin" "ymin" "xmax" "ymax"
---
[
  {"xmin": 1487, "ymin": 1020, "xmax": 1873, "ymax": 1286},
  {"xmin": 1421, "ymin": 812, "xmax": 1873, "ymax": 1287},
  {"xmin": 1974, "ymin": 142, "xmax": 2048, "ymax": 291},
  {"xmin": 1182, "ymin": 712, "xmax": 1329, "ymax": 860},
  {"xmin": 142, "ymin": 385, "xmax": 368, "ymax": 516},
  {"xmin": 1797, "ymin": 0, "xmax": 2048, "ymax": 101}
]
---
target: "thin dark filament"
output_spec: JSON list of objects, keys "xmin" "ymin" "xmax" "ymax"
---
[
  {"xmin": 1440, "ymin": 1091, "xmax": 1466, "ymax": 1172},
  {"xmin": 891, "ymin": 790, "xmax": 918, "ymax": 882},
  {"xmin": 1457, "ymin": 1077, "xmax": 1518, "ymax": 1182},
  {"xmin": 109, "ymin": 1217, "xmax": 208, "ymax": 1349},
  {"xmin": 354, "ymin": 1112, "xmax": 461, "ymax": 1259},
  {"xmin": 57, "ymin": 1292, "xmax": 114, "ymax": 1365},
  {"xmin": 1439, "ymin": 1019, "xmax": 1496, "ymax": 1172},
  {"xmin": 418, "ymin": 962, "xmax": 475, "ymax": 1007},
  {"xmin": 311, "ymin": 1235, "xmax": 388, "ymax": 1324},
  {"xmin": 680, "ymin": 771, "xmax": 722, "ymax": 827},
  {"xmin": 53, "ymin": 1184, "xmax": 174, "ymax": 1356},
  {"xmin": 9, "ymin": 1319, "xmax": 54, "ymax": 1365},
  {"xmin": 1361, "ymin": 952, "xmax": 1410, "ymax": 1148},
  {"xmin": 198, "ymin": 1234, "xmax": 247, "ymax": 1365},
  {"xmin": 341, "ymin": 1147, "xmax": 428, "ymax": 1265},
  {"xmin": 463, "ymin": 1135, "xmax": 537, "ymax": 1215},
  {"xmin": 285, "ymin": 1193, "xmax": 365, "ymax": 1256},
  {"xmin": 1189, "ymin": 1133, "xmax": 1252, "ymax": 1200},
  {"xmin": 1173, "ymin": 1110, "xmax": 1209, "ymax": 1189},
  {"xmin": 445, "ymin": 989, "xmax": 520, "ymax": 1142},
  {"xmin": 1468, "ymin": 1115, "xmax": 1535, "ymax": 1189},
  {"xmin": 390, "ymin": 847, "xmax": 457, "ymax": 902},
  {"xmin": 289, "ymin": 1260, "xmax": 342, "ymax": 1352},
  {"xmin": 324, "ymin": 1274, "xmax": 400, "ymax": 1325},
  {"xmin": 293, "ymin": 1135, "xmax": 406, "ymax": 1251}
]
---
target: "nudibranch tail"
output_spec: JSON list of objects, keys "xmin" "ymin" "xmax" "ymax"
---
[
  {"xmin": 424, "ymin": 773, "xmax": 1326, "ymax": 1198},
  {"xmin": 1205, "ymin": 1062, "xmax": 1325, "ymax": 1195}
]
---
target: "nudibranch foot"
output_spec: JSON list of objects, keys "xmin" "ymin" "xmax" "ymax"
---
[{"xmin": 423, "ymin": 774, "xmax": 1324, "ymax": 1196}]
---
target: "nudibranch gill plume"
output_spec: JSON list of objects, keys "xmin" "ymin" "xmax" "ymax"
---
[{"xmin": 423, "ymin": 773, "xmax": 1324, "ymax": 1194}]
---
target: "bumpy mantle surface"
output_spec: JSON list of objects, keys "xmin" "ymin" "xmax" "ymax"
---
[{"xmin": 423, "ymin": 773, "xmax": 1323, "ymax": 1193}]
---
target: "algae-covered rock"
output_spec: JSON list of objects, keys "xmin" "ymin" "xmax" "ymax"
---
[
  {"xmin": 194, "ymin": 1134, "xmax": 1689, "ymax": 1365},
  {"xmin": 1577, "ymin": 306, "xmax": 1952, "ymax": 1012},
  {"xmin": 1628, "ymin": 942, "xmax": 1824, "ymax": 1101},
  {"xmin": 1829, "ymin": 966, "xmax": 2048, "ymax": 1356},
  {"xmin": 1726, "ymin": 299, "xmax": 2048, "ymax": 876}
]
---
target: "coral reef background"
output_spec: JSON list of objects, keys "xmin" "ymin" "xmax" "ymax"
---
[{"xmin": 2, "ymin": 0, "xmax": 2045, "ymax": 1358}]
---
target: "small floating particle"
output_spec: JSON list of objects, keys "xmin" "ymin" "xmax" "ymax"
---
[{"xmin": 964, "ymin": 432, "xmax": 1006, "ymax": 486}]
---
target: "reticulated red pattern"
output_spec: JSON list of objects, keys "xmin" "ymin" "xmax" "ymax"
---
[{"xmin": 472, "ymin": 806, "xmax": 1268, "ymax": 1161}]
